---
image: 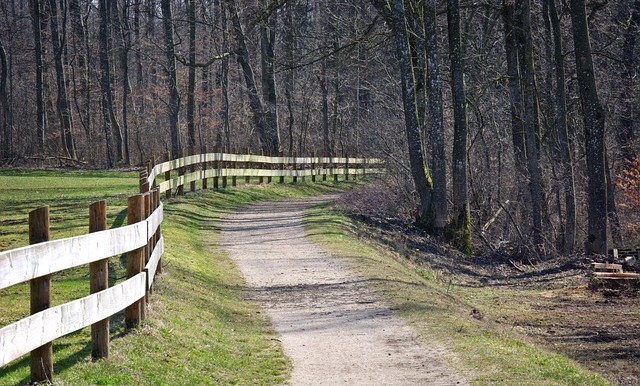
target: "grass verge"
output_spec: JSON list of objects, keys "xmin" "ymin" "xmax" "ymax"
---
[
  {"xmin": 0, "ymin": 167, "xmax": 353, "ymax": 385},
  {"xmin": 303, "ymin": 205, "xmax": 611, "ymax": 386}
]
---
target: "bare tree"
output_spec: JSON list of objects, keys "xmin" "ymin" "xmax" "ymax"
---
[
  {"xmin": 161, "ymin": 0, "xmax": 182, "ymax": 159},
  {"xmin": 447, "ymin": 0, "xmax": 472, "ymax": 253},
  {"xmin": 569, "ymin": 0, "xmax": 608, "ymax": 254},
  {"xmin": 48, "ymin": 0, "xmax": 76, "ymax": 158},
  {"xmin": 0, "ymin": 39, "xmax": 10, "ymax": 158}
]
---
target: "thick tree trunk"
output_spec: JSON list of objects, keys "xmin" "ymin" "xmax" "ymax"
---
[
  {"xmin": 260, "ymin": 4, "xmax": 280, "ymax": 155},
  {"xmin": 447, "ymin": 0, "xmax": 472, "ymax": 254},
  {"xmin": 30, "ymin": 0, "xmax": 46, "ymax": 153},
  {"xmin": 618, "ymin": 0, "xmax": 639, "ymax": 163},
  {"xmin": 372, "ymin": 0, "xmax": 435, "ymax": 228},
  {"xmin": 48, "ymin": 0, "xmax": 76, "ymax": 159},
  {"xmin": 569, "ymin": 0, "xmax": 608, "ymax": 255},
  {"xmin": 519, "ymin": 0, "xmax": 545, "ymax": 250},
  {"xmin": 161, "ymin": 0, "xmax": 182, "ymax": 159},
  {"xmin": 425, "ymin": 0, "xmax": 448, "ymax": 233},
  {"xmin": 228, "ymin": 2, "xmax": 268, "ymax": 154},
  {"xmin": 502, "ymin": 0, "xmax": 527, "ymax": 181},
  {"xmin": 187, "ymin": 0, "xmax": 197, "ymax": 156}
]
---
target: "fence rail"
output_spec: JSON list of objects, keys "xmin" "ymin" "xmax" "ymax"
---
[
  {"xmin": 0, "ymin": 190, "xmax": 163, "ymax": 382},
  {"xmin": 0, "ymin": 152, "xmax": 382, "ymax": 383},
  {"xmin": 145, "ymin": 153, "xmax": 384, "ymax": 195}
]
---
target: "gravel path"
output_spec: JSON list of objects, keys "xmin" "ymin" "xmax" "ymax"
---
[{"xmin": 219, "ymin": 196, "xmax": 466, "ymax": 385}]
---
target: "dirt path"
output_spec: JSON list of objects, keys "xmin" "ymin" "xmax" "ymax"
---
[{"xmin": 219, "ymin": 196, "xmax": 466, "ymax": 385}]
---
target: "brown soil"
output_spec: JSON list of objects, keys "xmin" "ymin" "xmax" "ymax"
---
[{"xmin": 339, "ymin": 198, "xmax": 640, "ymax": 386}]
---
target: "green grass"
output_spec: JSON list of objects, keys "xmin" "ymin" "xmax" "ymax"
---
[
  {"xmin": 303, "ymin": 205, "xmax": 611, "ymax": 386},
  {"xmin": 0, "ymin": 167, "xmax": 353, "ymax": 385}
]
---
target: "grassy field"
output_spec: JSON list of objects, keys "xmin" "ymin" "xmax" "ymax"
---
[
  {"xmin": 0, "ymin": 168, "xmax": 613, "ymax": 385},
  {"xmin": 303, "ymin": 205, "xmax": 611, "ymax": 386},
  {"xmin": 0, "ymin": 168, "xmax": 347, "ymax": 385}
]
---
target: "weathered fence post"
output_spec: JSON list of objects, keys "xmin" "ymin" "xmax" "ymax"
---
[
  {"xmin": 279, "ymin": 156, "xmax": 285, "ymax": 184},
  {"xmin": 142, "ymin": 192, "xmax": 151, "ymax": 316},
  {"xmin": 164, "ymin": 152, "xmax": 172, "ymax": 199},
  {"xmin": 322, "ymin": 156, "xmax": 327, "ymax": 182},
  {"xmin": 245, "ymin": 151, "xmax": 251, "ymax": 184},
  {"xmin": 29, "ymin": 206, "xmax": 53, "ymax": 383},
  {"xmin": 362, "ymin": 158, "xmax": 367, "ymax": 178},
  {"xmin": 345, "ymin": 155, "xmax": 349, "ymax": 181},
  {"xmin": 293, "ymin": 153, "xmax": 298, "ymax": 184},
  {"xmin": 190, "ymin": 153, "xmax": 197, "ymax": 193},
  {"xmin": 311, "ymin": 152, "xmax": 316, "ymax": 183},
  {"xmin": 126, "ymin": 195, "xmax": 144, "ymax": 329},
  {"xmin": 177, "ymin": 151, "xmax": 185, "ymax": 196},
  {"xmin": 89, "ymin": 201, "xmax": 109, "ymax": 359},
  {"xmin": 202, "ymin": 150, "xmax": 209, "ymax": 190},
  {"xmin": 222, "ymin": 154, "xmax": 228, "ymax": 188},
  {"xmin": 153, "ymin": 188, "xmax": 162, "ymax": 275},
  {"xmin": 333, "ymin": 157, "xmax": 339, "ymax": 182},
  {"xmin": 213, "ymin": 153, "xmax": 220, "ymax": 189},
  {"xmin": 139, "ymin": 170, "xmax": 148, "ymax": 194}
]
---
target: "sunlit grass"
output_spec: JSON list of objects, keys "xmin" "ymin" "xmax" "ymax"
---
[
  {"xmin": 303, "ymin": 206, "xmax": 611, "ymax": 386},
  {"xmin": 0, "ymin": 167, "xmax": 354, "ymax": 385}
]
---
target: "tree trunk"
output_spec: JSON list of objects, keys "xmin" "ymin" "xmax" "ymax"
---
[
  {"xmin": 320, "ymin": 61, "xmax": 331, "ymax": 157},
  {"xmin": 119, "ymin": 0, "xmax": 131, "ymax": 165},
  {"xmin": 546, "ymin": 0, "xmax": 576, "ymax": 253},
  {"xmin": 48, "ymin": 0, "xmax": 76, "ymax": 159},
  {"xmin": 618, "ymin": 0, "xmax": 639, "ymax": 163},
  {"xmin": 424, "ymin": 0, "xmax": 447, "ymax": 233},
  {"xmin": 0, "ymin": 39, "xmax": 10, "ymax": 158},
  {"xmin": 228, "ymin": 1, "xmax": 267, "ymax": 153},
  {"xmin": 98, "ymin": 0, "xmax": 115, "ymax": 166},
  {"xmin": 569, "ymin": 0, "xmax": 608, "ymax": 255},
  {"xmin": 371, "ymin": 0, "xmax": 435, "ymax": 229},
  {"xmin": 447, "ymin": 0, "xmax": 472, "ymax": 254},
  {"xmin": 187, "ymin": 0, "xmax": 197, "ymax": 156},
  {"xmin": 161, "ymin": 0, "xmax": 182, "ymax": 159},
  {"xmin": 519, "ymin": 0, "xmax": 545, "ymax": 250},
  {"xmin": 502, "ymin": 0, "xmax": 527, "ymax": 184},
  {"xmin": 260, "ymin": 2, "xmax": 280, "ymax": 155},
  {"xmin": 30, "ymin": 0, "xmax": 46, "ymax": 153}
]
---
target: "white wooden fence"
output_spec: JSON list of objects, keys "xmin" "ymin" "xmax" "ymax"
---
[{"xmin": 0, "ymin": 152, "xmax": 383, "ymax": 383}]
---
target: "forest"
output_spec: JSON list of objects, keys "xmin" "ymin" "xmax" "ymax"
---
[{"xmin": 0, "ymin": 0, "xmax": 638, "ymax": 257}]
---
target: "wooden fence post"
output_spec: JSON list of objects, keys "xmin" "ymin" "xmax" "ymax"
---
[
  {"xmin": 213, "ymin": 153, "xmax": 220, "ymax": 189},
  {"xmin": 164, "ymin": 152, "xmax": 172, "ymax": 199},
  {"xmin": 202, "ymin": 151, "xmax": 209, "ymax": 190},
  {"xmin": 29, "ymin": 206, "xmax": 53, "ymax": 383},
  {"xmin": 333, "ymin": 157, "xmax": 339, "ymax": 182},
  {"xmin": 363, "ymin": 158, "xmax": 367, "ymax": 178},
  {"xmin": 222, "ymin": 156, "xmax": 228, "ymax": 188},
  {"xmin": 190, "ymin": 152, "xmax": 197, "ymax": 193},
  {"xmin": 278, "ymin": 156, "xmax": 285, "ymax": 183},
  {"xmin": 311, "ymin": 152, "xmax": 316, "ymax": 183},
  {"xmin": 89, "ymin": 201, "xmax": 109, "ymax": 359},
  {"xmin": 322, "ymin": 156, "xmax": 327, "ymax": 182},
  {"xmin": 293, "ymin": 153, "xmax": 298, "ymax": 184},
  {"xmin": 153, "ymin": 189, "xmax": 162, "ymax": 275},
  {"xmin": 142, "ymin": 192, "xmax": 151, "ymax": 318},
  {"xmin": 177, "ymin": 152, "xmax": 185, "ymax": 196},
  {"xmin": 345, "ymin": 155, "xmax": 349, "ymax": 181},
  {"xmin": 245, "ymin": 157, "xmax": 251, "ymax": 184},
  {"xmin": 125, "ymin": 195, "xmax": 144, "ymax": 329}
]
